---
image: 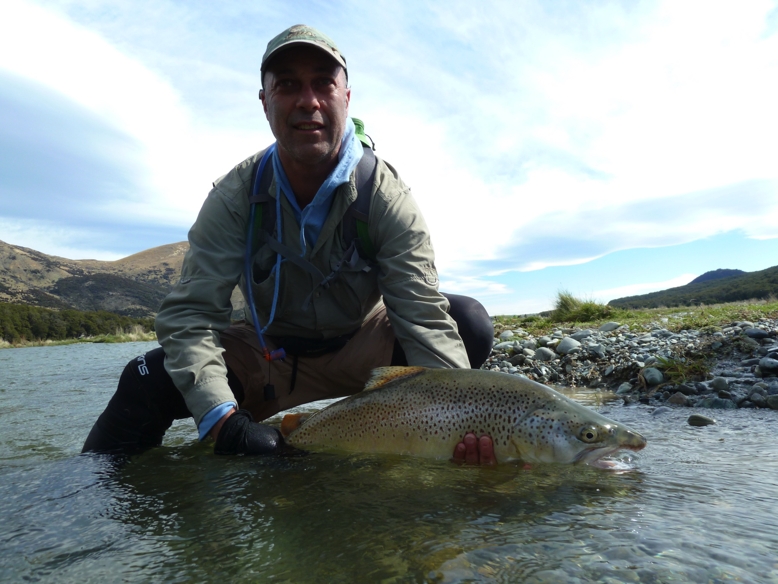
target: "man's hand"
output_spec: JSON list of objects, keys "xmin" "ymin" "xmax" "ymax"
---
[
  {"xmin": 452, "ymin": 433, "xmax": 496, "ymax": 465},
  {"xmin": 213, "ymin": 409, "xmax": 284, "ymax": 455}
]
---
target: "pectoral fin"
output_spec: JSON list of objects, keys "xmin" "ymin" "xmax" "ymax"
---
[{"xmin": 281, "ymin": 413, "xmax": 311, "ymax": 437}]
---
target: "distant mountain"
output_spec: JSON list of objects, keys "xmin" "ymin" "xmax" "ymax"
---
[
  {"xmin": 1, "ymin": 241, "xmax": 249, "ymax": 322},
  {"xmin": 0, "ymin": 239, "xmax": 192, "ymax": 317},
  {"xmin": 609, "ymin": 265, "xmax": 778, "ymax": 309},
  {"xmin": 689, "ymin": 268, "xmax": 745, "ymax": 284}
]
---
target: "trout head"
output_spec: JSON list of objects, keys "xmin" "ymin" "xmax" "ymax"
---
[{"xmin": 507, "ymin": 402, "xmax": 647, "ymax": 467}]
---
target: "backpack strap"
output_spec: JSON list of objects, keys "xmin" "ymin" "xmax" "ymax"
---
[
  {"xmin": 247, "ymin": 151, "xmax": 276, "ymax": 256},
  {"xmin": 248, "ymin": 143, "xmax": 378, "ymax": 262},
  {"xmin": 343, "ymin": 146, "xmax": 378, "ymax": 262}
]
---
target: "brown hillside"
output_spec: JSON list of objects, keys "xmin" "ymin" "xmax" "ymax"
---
[{"xmin": 0, "ymin": 239, "xmax": 246, "ymax": 317}]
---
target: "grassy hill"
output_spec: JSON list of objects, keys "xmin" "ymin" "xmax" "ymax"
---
[
  {"xmin": 609, "ymin": 265, "xmax": 778, "ymax": 309},
  {"xmin": 0, "ymin": 239, "xmax": 246, "ymax": 319},
  {"xmin": 0, "ymin": 239, "xmax": 189, "ymax": 317},
  {"xmin": 689, "ymin": 268, "xmax": 745, "ymax": 284}
]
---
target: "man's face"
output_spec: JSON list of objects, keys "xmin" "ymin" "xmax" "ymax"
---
[{"xmin": 261, "ymin": 45, "xmax": 351, "ymax": 170}]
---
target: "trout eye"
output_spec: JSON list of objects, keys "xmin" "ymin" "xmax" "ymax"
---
[{"xmin": 578, "ymin": 425, "xmax": 599, "ymax": 443}]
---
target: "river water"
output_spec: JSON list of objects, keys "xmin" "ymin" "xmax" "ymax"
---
[{"xmin": 1, "ymin": 342, "xmax": 777, "ymax": 583}]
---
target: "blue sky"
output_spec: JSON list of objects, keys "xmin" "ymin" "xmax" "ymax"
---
[{"xmin": 1, "ymin": 0, "xmax": 777, "ymax": 315}]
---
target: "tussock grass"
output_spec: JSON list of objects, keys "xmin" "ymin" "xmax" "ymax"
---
[
  {"xmin": 493, "ymin": 293, "xmax": 778, "ymax": 338},
  {"xmin": 550, "ymin": 290, "xmax": 616, "ymax": 323},
  {"xmin": 654, "ymin": 355, "xmax": 712, "ymax": 384}
]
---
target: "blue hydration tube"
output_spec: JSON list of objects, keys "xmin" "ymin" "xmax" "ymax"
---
[{"xmin": 244, "ymin": 144, "xmax": 286, "ymax": 362}]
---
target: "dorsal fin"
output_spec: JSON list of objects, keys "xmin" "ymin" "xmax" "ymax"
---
[{"xmin": 363, "ymin": 366, "xmax": 426, "ymax": 391}]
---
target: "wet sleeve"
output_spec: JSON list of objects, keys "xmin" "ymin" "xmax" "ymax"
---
[{"xmin": 155, "ymin": 183, "xmax": 249, "ymax": 425}]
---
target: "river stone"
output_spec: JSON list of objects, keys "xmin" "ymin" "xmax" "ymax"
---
[
  {"xmin": 745, "ymin": 328, "xmax": 769, "ymax": 339},
  {"xmin": 642, "ymin": 367, "xmax": 664, "ymax": 386},
  {"xmin": 688, "ymin": 414, "xmax": 716, "ymax": 426},
  {"xmin": 616, "ymin": 382, "xmax": 633, "ymax": 394},
  {"xmin": 557, "ymin": 337, "xmax": 581, "ymax": 355},
  {"xmin": 711, "ymin": 377, "xmax": 729, "ymax": 391},
  {"xmin": 522, "ymin": 340, "xmax": 538, "ymax": 350},
  {"xmin": 534, "ymin": 347, "xmax": 556, "ymax": 361},
  {"xmin": 767, "ymin": 395, "xmax": 778, "ymax": 410},
  {"xmin": 586, "ymin": 344, "xmax": 605, "ymax": 359},
  {"xmin": 508, "ymin": 354, "xmax": 525, "ymax": 366},
  {"xmin": 667, "ymin": 392, "xmax": 688, "ymax": 406},
  {"xmin": 537, "ymin": 336, "xmax": 552, "ymax": 347},
  {"xmin": 696, "ymin": 396, "xmax": 737, "ymax": 409},
  {"xmin": 493, "ymin": 341, "xmax": 516, "ymax": 351},
  {"xmin": 522, "ymin": 348, "xmax": 536, "ymax": 358},
  {"xmin": 677, "ymin": 383, "xmax": 699, "ymax": 396},
  {"xmin": 750, "ymin": 392, "xmax": 767, "ymax": 407},
  {"xmin": 499, "ymin": 330, "xmax": 515, "ymax": 340},
  {"xmin": 570, "ymin": 329, "xmax": 594, "ymax": 341},
  {"xmin": 599, "ymin": 322, "xmax": 621, "ymax": 332},
  {"xmin": 759, "ymin": 357, "xmax": 778, "ymax": 373}
]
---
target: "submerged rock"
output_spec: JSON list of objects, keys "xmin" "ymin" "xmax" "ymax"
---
[
  {"xmin": 696, "ymin": 396, "xmax": 737, "ymax": 409},
  {"xmin": 688, "ymin": 414, "xmax": 716, "ymax": 426}
]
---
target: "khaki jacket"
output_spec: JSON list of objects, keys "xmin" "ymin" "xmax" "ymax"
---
[{"xmin": 155, "ymin": 148, "xmax": 469, "ymax": 424}]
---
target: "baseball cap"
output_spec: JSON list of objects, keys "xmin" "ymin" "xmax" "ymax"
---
[{"xmin": 261, "ymin": 25, "xmax": 347, "ymax": 80}]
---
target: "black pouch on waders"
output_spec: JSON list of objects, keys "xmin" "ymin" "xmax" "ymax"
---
[{"xmin": 268, "ymin": 330, "xmax": 359, "ymax": 397}]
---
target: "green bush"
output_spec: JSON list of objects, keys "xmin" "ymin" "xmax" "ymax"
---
[{"xmin": 0, "ymin": 302, "xmax": 154, "ymax": 344}]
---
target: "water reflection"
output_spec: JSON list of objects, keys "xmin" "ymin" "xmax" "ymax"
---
[
  {"xmin": 2, "ymin": 344, "xmax": 778, "ymax": 582},
  {"xmin": 94, "ymin": 441, "xmax": 645, "ymax": 583}
]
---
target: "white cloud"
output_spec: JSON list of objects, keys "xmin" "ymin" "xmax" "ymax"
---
[
  {"xmin": 0, "ymin": 0, "xmax": 269, "ymax": 233},
  {"xmin": 592, "ymin": 273, "xmax": 698, "ymax": 304},
  {"xmin": 345, "ymin": 0, "xmax": 778, "ymax": 279},
  {"xmin": 0, "ymin": 218, "xmax": 125, "ymax": 261},
  {"xmin": 1, "ymin": 0, "xmax": 777, "ymax": 276}
]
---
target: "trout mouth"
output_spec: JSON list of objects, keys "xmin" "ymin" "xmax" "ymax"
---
[
  {"xmin": 575, "ymin": 441, "xmax": 644, "ymax": 467},
  {"xmin": 575, "ymin": 445, "xmax": 620, "ymax": 466},
  {"xmin": 575, "ymin": 434, "xmax": 647, "ymax": 468}
]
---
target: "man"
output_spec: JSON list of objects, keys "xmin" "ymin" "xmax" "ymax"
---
[{"xmin": 83, "ymin": 25, "xmax": 495, "ymax": 464}]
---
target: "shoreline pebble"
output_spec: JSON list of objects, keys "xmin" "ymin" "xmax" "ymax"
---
[{"xmin": 484, "ymin": 317, "xmax": 778, "ymax": 411}]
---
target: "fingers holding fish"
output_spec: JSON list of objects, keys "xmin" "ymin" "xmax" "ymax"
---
[{"xmin": 452, "ymin": 433, "xmax": 497, "ymax": 466}]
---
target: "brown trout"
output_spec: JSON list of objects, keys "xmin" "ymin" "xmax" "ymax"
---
[{"xmin": 281, "ymin": 366, "xmax": 646, "ymax": 466}]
